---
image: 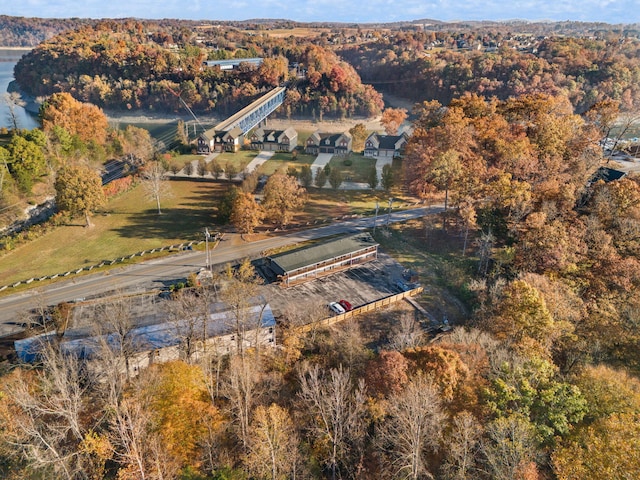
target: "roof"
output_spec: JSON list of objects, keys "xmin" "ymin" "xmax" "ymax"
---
[
  {"xmin": 268, "ymin": 233, "xmax": 378, "ymax": 274},
  {"xmin": 15, "ymin": 303, "xmax": 275, "ymax": 362},
  {"xmin": 377, "ymin": 133, "xmax": 407, "ymax": 150},
  {"xmin": 203, "ymin": 58, "xmax": 263, "ymax": 69},
  {"xmin": 590, "ymin": 166, "xmax": 627, "ymax": 183}
]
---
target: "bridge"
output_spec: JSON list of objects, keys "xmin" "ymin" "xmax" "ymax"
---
[{"xmin": 197, "ymin": 86, "xmax": 286, "ymax": 154}]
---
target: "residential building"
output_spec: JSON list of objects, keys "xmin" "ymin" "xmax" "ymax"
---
[
  {"xmin": 249, "ymin": 127, "xmax": 298, "ymax": 152},
  {"xmin": 305, "ymin": 130, "xmax": 352, "ymax": 155},
  {"xmin": 363, "ymin": 132, "xmax": 409, "ymax": 158}
]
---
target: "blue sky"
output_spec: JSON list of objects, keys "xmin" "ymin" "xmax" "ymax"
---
[{"xmin": 3, "ymin": 0, "xmax": 639, "ymax": 24}]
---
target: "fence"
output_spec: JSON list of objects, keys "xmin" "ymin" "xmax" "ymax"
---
[
  {"xmin": 0, "ymin": 239, "xmax": 214, "ymax": 292},
  {"xmin": 295, "ymin": 286, "xmax": 424, "ymax": 334}
]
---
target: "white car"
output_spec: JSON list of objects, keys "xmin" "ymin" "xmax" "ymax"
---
[{"xmin": 328, "ymin": 302, "xmax": 346, "ymax": 315}]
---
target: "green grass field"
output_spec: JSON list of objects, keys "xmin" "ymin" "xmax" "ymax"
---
[
  {"xmin": 257, "ymin": 152, "xmax": 316, "ymax": 175},
  {"xmin": 0, "ymin": 180, "xmax": 226, "ymax": 286},
  {"xmin": 328, "ymin": 153, "xmax": 378, "ymax": 183}
]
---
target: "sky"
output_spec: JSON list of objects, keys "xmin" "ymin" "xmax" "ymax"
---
[{"xmin": 3, "ymin": 0, "xmax": 639, "ymax": 25}]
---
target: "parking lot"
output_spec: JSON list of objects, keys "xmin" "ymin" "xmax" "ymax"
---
[{"xmin": 262, "ymin": 252, "xmax": 412, "ymax": 323}]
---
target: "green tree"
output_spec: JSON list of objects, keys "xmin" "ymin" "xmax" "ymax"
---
[
  {"xmin": 381, "ymin": 163, "xmax": 394, "ymax": 191},
  {"xmin": 6, "ymin": 134, "xmax": 46, "ymax": 192},
  {"xmin": 299, "ymin": 164, "xmax": 313, "ymax": 188},
  {"xmin": 328, "ymin": 167, "xmax": 343, "ymax": 190},
  {"xmin": 314, "ymin": 167, "xmax": 327, "ymax": 188},
  {"xmin": 367, "ymin": 167, "xmax": 378, "ymax": 190},
  {"xmin": 55, "ymin": 163, "xmax": 106, "ymax": 227}
]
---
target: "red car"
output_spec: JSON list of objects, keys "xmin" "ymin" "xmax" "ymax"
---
[{"xmin": 339, "ymin": 299, "xmax": 353, "ymax": 312}]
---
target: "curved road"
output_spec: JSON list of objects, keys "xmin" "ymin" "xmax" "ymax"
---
[{"xmin": 0, "ymin": 205, "xmax": 442, "ymax": 336}]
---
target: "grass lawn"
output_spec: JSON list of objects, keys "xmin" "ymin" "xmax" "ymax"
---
[
  {"xmin": 215, "ymin": 150, "xmax": 257, "ymax": 172},
  {"xmin": 0, "ymin": 179, "xmax": 228, "ymax": 286},
  {"xmin": 257, "ymin": 152, "xmax": 316, "ymax": 176},
  {"xmin": 328, "ymin": 153, "xmax": 378, "ymax": 183}
]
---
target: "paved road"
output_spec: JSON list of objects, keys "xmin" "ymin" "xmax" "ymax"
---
[{"xmin": 0, "ymin": 205, "xmax": 442, "ymax": 336}]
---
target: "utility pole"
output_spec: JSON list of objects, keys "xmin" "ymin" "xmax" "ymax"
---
[
  {"xmin": 204, "ymin": 227, "xmax": 211, "ymax": 271},
  {"xmin": 373, "ymin": 201, "xmax": 379, "ymax": 232}
]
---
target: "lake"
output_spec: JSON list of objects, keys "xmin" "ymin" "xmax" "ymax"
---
[{"xmin": 0, "ymin": 49, "xmax": 39, "ymax": 130}]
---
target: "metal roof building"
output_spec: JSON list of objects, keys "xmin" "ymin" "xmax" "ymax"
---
[{"xmin": 267, "ymin": 233, "xmax": 378, "ymax": 286}]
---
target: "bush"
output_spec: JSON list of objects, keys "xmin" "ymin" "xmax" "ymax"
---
[{"xmin": 343, "ymin": 159, "xmax": 353, "ymax": 166}]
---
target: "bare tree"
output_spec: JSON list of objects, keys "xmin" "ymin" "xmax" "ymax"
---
[
  {"xmin": 297, "ymin": 363, "xmax": 366, "ymax": 480},
  {"xmin": 221, "ymin": 354, "xmax": 261, "ymax": 450},
  {"xmin": 4, "ymin": 343, "xmax": 93, "ymax": 479},
  {"xmin": 376, "ymin": 374, "xmax": 446, "ymax": 480},
  {"xmin": 440, "ymin": 411, "xmax": 483, "ymax": 480},
  {"xmin": 388, "ymin": 313, "xmax": 425, "ymax": 351},
  {"xmin": 245, "ymin": 403, "xmax": 304, "ymax": 480},
  {"xmin": 164, "ymin": 290, "xmax": 209, "ymax": 363},
  {"xmin": 3, "ymin": 91, "xmax": 26, "ymax": 131},
  {"xmin": 140, "ymin": 160, "xmax": 172, "ymax": 214},
  {"xmin": 219, "ymin": 259, "xmax": 263, "ymax": 356},
  {"xmin": 480, "ymin": 414, "xmax": 539, "ymax": 480}
]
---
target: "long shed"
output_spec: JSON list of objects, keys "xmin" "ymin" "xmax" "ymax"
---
[{"xmin": 267, "ymin": 233, "xmax": 378, "ymax": 286}]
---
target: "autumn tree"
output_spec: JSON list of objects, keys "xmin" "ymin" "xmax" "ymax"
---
[
  {"xmin": 314, "ymin": 167, "xmax": 327, "ymax": 188},
  {"xmin": 349, "ymin": 123, "xmax": 368, "ymax": 152},
  {"xmin": 55, "ymin": 163, "xmax": 106, "ymax": 227},
  {"xmin": 364, "ymin": 350, "xmax": 409, "ymax": 398},
  {"xmin": 40, "ymin": 92, "xmax": 109, "ymax": 145},
  {"xmin": 440, "ymin": 411, "xmax": 483, "ymax": 480},
  {"xmin": 262, "ymin": 171, "xmax": 306, "ymax": 227},
  {"xmin": 140, "ymin": 160, "xmax": 172, "ymax": 215},
  {"xmin": 380, "ymin": 107, "xmax": 408, "ymax": 135},
  {"xmin": 231, "ymin": 191, "xmax": 264, "ymax": 236}
]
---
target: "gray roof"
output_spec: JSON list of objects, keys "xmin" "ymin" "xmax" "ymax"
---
[
  {"xmin": 269, "ymin": 233, "xmax": 378, "ymax": 274},
  {"xmin": 15, "ymin": 303, "xmax": 275, "ymax": 362}
]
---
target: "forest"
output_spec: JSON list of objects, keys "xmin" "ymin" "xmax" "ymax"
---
[{"xmin": 0, "ymin": 15, "xmax": 640, "ymax": 480}]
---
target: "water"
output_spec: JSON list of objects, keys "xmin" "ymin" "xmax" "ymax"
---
[{"xmin": 0, "ymin": 49, "xmax": 39, "ymax": 130}]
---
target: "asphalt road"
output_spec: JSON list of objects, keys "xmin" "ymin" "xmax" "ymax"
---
[{"xmin": 0, "ymin": 205, "xmax": 441, "ymax": 336}]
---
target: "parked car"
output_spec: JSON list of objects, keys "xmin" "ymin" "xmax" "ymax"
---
[
  {"xmin": 339, "ymin": 299, "xmax": 353, "ymax": 311},
  {"xmin": 328, "ymin": 302, "xmax": 346, "ymax": 315}
]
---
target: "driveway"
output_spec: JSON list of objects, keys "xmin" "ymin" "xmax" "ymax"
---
[
  {"xmin": 244, "ymin": 151, "xmax": 274, "ymax": 174},
  {"xmin": 310, "ymin": 153, "xmax": 334, "ymax": 179}
]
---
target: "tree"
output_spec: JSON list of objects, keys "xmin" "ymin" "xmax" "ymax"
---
[
  {"xmin": 481, "ymin": 414, "xmax": 540, "ymax": 480},
  {"xmin": 245, "ymin": 404, "xmax": 303, "ymax": 480},
  {"xmin": 380, "ymin": 107, "xmax": 408, "ymax": 135},
  {"xmin": 314, "ymin": 167, "xmax": 327, "ymax": 188},
  {"xmin": 349, "ymin": 123, "xmax": 368, "ymax": 152},
  {"xmin": 3, "ymin": 91, "xmax": 26, "ymax": 131},
  {"xmin": 376, "ymin": 374, "xmax": 446, "ymax": 480},
  {"xmin": 231, "ymin": 191, "xmax": 264, "ymax": 236},
  {"xmin": 364, "ymin": 350, "xmax": 409, "ymax": 398},
  {"xmin": 0, "ymin": 343, "xmax": 94, "ymax": 479},
  {"xmin": 328, "ymin": 167, "xmax": 343, "ymax": 190},
  {"xmin": 429, "ymin": 149, "xmax": 463, "ymax": 212},
  {"xmin": 552, "ymin": 413, "xmax": 640, "ymax": 480},
  {"xmin": 55, "ymin": 163, "xmax": 106, "ymax": 227},
  {"xmin": 297, "ymin": 364, "xmax": 366, "ymax": 480},
  {"xmin": 262, "ymin": 172, "xmax": 306, "ymax": 227},
  {"xmin": 441, "ymin": 411, "xmax": 483, "ymax": 480},
  {"xmin": 299, "ymin": 164, "xmax": 313, "ymax": 188},
  {"xmin": 40, "ymin": 92, "xmax": 109, "ymax": 145},
  {"xmin": 6, "ymin": 134, "xmax": 46, "ymax": 192},
  {"xmin": 225, "ymin": 161, "xmax": 238, "ymax": 181},
  {"xmin": 367, "ymin": 166, "xmax": 378, "ymax": 190},
  {"xmin": 140, "ymin": 160, "xmax": 172, "ymax": 215},
  {"xmin": 381, "ymin": 163, "xmax": 394, "ymax": 191}
]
